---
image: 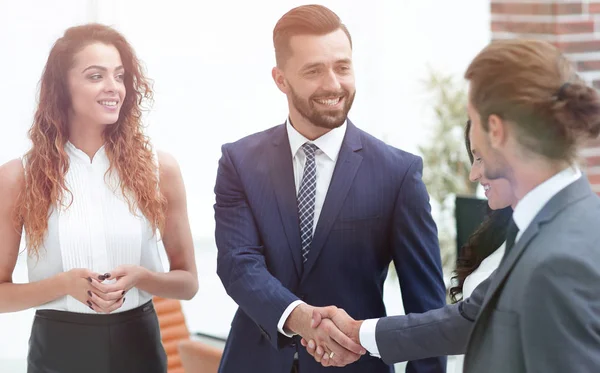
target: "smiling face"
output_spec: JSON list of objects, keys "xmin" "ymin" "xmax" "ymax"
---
[
  {"xmin": 466, "ymin": 97, "xmax": 513, "ymax": 181},
  {"xmin": 467, "ymin": 119, "xmax": 516, "ymax": 210},
  {"xmin": 67, "ymin": 42, "xmax": 126, "ymax": 131},
  {"xmin": 274, "ymin": 28, "xmax": 355, "ymax": 132}
]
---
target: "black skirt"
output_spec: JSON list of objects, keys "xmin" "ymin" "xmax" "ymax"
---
[{"xmin": 27, "ymin": 300, "xmax": 167, "ymax": 373}]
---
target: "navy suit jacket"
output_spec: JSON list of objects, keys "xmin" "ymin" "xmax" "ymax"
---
[{"xmin": 214, "ymin": 120, "xmax": 447, "ymax": 373}]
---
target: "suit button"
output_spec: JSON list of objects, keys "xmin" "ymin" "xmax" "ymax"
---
[{"xmin": 290, "ymin": 342, "xmax": 297, "ymax": 347}]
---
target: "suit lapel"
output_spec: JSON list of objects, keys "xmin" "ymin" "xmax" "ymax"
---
[
  {"xmin": 269, "ymin": 124, "xmax": 303, "ymax": 278},
  {"xmin": 479, "ymin": 224, "xmax": 539, "ymax": 311},
  {"xmin": 475, "ymin": 176, "xmax": 594, "ymax": 321},
  {"xmin": 301, "ymin": 122, "xmax": 363, "ymax": 281}
]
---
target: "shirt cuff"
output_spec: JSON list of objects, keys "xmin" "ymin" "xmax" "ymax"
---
[
  {"xmin": 359, "ymin": 318, "xmax": 381, "ymax": 358},
  {"xmin": 277, "ymin": 300, "xmax": 306, "ymax": 337}
]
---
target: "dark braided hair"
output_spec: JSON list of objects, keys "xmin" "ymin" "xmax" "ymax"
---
[{"xmin": 449, "ymin": 119, "xmax": 513, "ymax": 303}]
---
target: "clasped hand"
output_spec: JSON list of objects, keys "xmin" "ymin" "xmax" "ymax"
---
[
  {"xmin": 64, "ymin": 265, "xmax": 146, "ymax": 313},
  {"xmin": 300, "ymin": 306, "xmax": 365, "ymax": 367}
]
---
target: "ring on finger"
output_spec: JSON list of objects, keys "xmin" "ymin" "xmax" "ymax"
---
[{"xmin": 329, "ymin": 351, "xmax": 335, "ymax": 359}]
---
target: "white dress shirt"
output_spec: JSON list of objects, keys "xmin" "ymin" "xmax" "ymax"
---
[
  {"xmin": 277, "ymin": 119, "xmax": 347, "ymax": 337},
  {"xmin": 359, "ymin": 165, "xmax": 582, "ymax": 358}
]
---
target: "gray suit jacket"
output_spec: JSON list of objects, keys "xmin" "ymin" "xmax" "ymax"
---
[{"xmin": 376, "ymin": 177, "xmax": 600, "ymax": 372}]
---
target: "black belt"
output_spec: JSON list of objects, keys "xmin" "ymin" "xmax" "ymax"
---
[{"xmin": 34, "ymin": 300, "xmax": 155, "ymax": 326}]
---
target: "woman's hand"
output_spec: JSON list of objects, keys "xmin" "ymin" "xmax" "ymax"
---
[
  {"xmin": 89, "ymin": 265, "xmax": 148, "ymax": 310},
  {"xmin": 64, "ymin": 268, "xmax": 123, "ymax": 313}
]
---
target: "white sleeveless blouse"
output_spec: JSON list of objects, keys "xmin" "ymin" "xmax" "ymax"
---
[{"xmin": 26, "ymin": 142, "xmax": 164, "ymax": 313}]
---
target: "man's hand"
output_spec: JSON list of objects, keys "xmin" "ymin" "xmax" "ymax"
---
[
  {"xmin": 300, "ymin": 306, "xmax": 364, "ymax": 367},
  {"xmin": 285, "ymin": 304, "xmax": 366, "ymax": 366}
]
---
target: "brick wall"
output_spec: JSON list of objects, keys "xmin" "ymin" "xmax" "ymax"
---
[{"xmin": 491, "ymin": 0, "xmax": 600, "ymax": 194}]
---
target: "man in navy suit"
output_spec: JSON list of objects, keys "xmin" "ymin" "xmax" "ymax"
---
[{"xmin": 213, "ymin": 4, "xmax": 446, "ymax": 373}]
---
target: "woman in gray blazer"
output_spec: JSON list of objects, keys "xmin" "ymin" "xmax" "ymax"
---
[{"xmin": 449, "ymin": 119, "xmax": 516, "ymax": 373}]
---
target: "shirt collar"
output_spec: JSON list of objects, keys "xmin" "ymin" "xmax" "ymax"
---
[
  {"xmin": 513, "ymin": 165, "xmax": 582, "ymax": 234},
  {"xmin": 286, "ymin": 118, "xmax": 347, "ymax": 162},
  {"xmin": 65, "ymin": 141, "xmax": 107, "ymax": 165}
]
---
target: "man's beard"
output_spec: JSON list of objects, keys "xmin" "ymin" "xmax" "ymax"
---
[
  {"xmin": 289, "ymin": 85, "xmax": 355, "ymax": 130},
  {"xmin": 483, "ymin": 148, "xmax": 512, "ymax": 180}
]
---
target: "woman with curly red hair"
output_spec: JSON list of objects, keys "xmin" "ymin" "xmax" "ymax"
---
[{"xmin": 0, "ymin": 24, "xmax": 198, "ymax": 373}]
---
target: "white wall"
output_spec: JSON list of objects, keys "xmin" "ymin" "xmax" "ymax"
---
[
  {"xmin": 0, "ymin": 1, "xmax": 490, "ymax": 240},
  {"xmin": 0, "ymin": 0, "xmax": 490, "ymax": 364}
]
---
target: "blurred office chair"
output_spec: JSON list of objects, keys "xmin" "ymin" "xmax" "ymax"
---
[{"xmin": 154, "ymin": 296, "xmax": 224, "ymax": 373}]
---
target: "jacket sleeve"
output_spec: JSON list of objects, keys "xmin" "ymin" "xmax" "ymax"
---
[{"xmin": 214, "ymin": 144, "xmax": 299, "ymax": 349}]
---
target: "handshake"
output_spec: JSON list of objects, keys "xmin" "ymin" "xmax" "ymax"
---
[{"xmin": 287, "ymin": 304, "xmax": 368, "ymax": 367}]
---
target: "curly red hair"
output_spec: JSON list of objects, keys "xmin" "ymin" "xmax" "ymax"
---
[{"xmin": 18, "ymin": 24, "xmax": 166, "ymax": 256}]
